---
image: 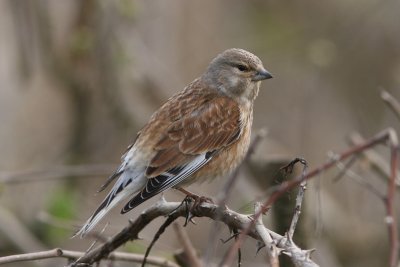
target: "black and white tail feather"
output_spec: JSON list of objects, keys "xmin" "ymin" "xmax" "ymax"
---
[{"xmin": 74, "ymin": 152, "xmax": 214, "ymax": 238}]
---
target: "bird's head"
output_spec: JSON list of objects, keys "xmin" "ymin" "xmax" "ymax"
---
[{"xmin": 204, "ymin": 48, "xmax": 272, "ymax": 104}]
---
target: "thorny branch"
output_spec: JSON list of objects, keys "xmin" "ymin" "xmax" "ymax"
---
[
  {"xmin": 287, "ymin": 171, "xmax": 307, "ymax": 241},
  {"xmin": 221, "ymin": 128, "xmax": 399, "ymax": 267},
  {"xmin": 254, "ymin": 202, "xmax": 280, "ymax": 267},
  {"xmin": 69, "ymin": 198, "xmax": 317, "ymax": 267}
]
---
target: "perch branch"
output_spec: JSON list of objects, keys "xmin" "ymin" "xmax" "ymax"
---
[{"xmin": 69, "ymin": 198, "xmax": 316, "ymax": 266}]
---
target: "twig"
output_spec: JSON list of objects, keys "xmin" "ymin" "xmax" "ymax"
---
[
  {"xmin": 332, "ymin": 155, "xmax": 358, "ymax": 182},
  {"xmin": 221, "ymin": 128, "xmax": 396, "ymax": 267},
  {"xmin": 381, "ymin": 90, "xmax": 400, "ymax": 121},
  {"xmin": 74, "ymin": 222, "xmax": 109, "ymax": 264},
  {"xmin": 287, "ymin": 181, "xmax": 306, "ymax": 241},
  {"xmin": 381, "ymin": 90, "xmax": 400, "ymax": 267},
  {"xmin": 173, "ymin": 222, "xmax": 202, "ymax": 267},
  {"xmin": 346, "ymin": 133, "xmax": 399, "ymax": 267},
  {"xmin": 0, "ymin": 248, "xmax": 63, "ymax": 265},
  {"xmin": 254, "ymin": 202, "xmax": 279, "ymax": 267},
  {"xmin": 387, "ymin": 145, "xmax": 399, "ymax": 267},
  {"xmin": 280, "ymin": 158, "xmax": 308, "ymax": 240},
  {"xmin": 334, "ymin": 157, "xmax": 385, "ymax": 200},
  {"xmin": 232, "ymin": 229, "xmax": 242, "ymax": 267},
  {"xmin": 348, "ymin": 132, "xmax": 400, "ymax": 186},
  {"xmin": 0, "ymin": 248, "xmax": 179, "ymax": 267},
  {"xmin": 142, "ymin": 208, "xmax": 181, "ymax": 267}
]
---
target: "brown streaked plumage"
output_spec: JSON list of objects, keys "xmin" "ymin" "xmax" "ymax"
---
[{"xmin": 75, "ymin": 48, "xmax": 272, "ymax": 237}]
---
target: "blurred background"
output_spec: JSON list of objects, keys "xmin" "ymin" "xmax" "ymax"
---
[{"xmin": 0, "ymin": 0, "xmax": 399, "ymax": 266}]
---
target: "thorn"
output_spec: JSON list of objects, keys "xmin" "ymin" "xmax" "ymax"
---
[
  {"xmin": 159, "ymin": 196, "xmax": 166, "ymax": 204},
  {"xmin": 255, "ymin": 241, "xmax": 265, "ymax": 255},
  {"xmin": 275, "ymin": 247, "xmax": 285, "ymax": 255},
  {"xmin": 183, "ymin": 211, "xmax": 194, "ymax": 227},
  {"xmin": 305, "ymin": 248, "xmax": 316, "ymax": 258},
  {"xmin": 220, "ymin": 233, "xmax": 240, "ymax": 244}
]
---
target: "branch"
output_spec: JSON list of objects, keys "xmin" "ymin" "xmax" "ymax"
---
[
  {"xmin": 0, "ymin": 248, "xmax": 179, "ymax": 267},
  {"xmin": 348, "ymin": 132, "xmax": 400, "ymax": 187},
  {"xmin": 287, "ymin": 180, "xmax": 307, "ymax": 241},
  {"xmin": 381, "ymin": 90, "xmax": 400, "ymax": 267},
  {"xmin": 254, "ymin": 202, "xmax": 280, "ymax": 267},
  {"xmin": 381, "ymin": 90, "xmax": 400, "ymax": 121},
  {"xmin": 70, "ymin": 198, "xmax": 316, "ymax": 266},
  {"xmin": 387, "ymin": 144, "xmax": 399, "ymax": 267}
]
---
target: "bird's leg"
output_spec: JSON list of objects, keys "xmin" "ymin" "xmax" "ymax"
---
[
  {"xmin": 167, "ymin": 193, "xmax": 196, "ymax": 226},
  {"xmin": 172, "ymin": 187, "xmax": 214, "ymax": 225},
  {"xmin": 175, "ymin": 187, "xmax": 214, "ymax": 226},
  {"xmin": 176, "ymin": 187, "xmax": 214, "ymax": 204},
  {"xmin": 176, "ymin": 187, "xmax": 198, "ymax": 198}
]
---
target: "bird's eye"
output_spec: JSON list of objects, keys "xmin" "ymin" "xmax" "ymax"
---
[{"xmin": 236, "ymin": 64, "xmax": 249, "ymax": 72}]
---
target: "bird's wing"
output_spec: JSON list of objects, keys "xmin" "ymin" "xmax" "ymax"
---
[{"xmin": 121, "ymin": 95, "xmax": 241, "ymax": 213}]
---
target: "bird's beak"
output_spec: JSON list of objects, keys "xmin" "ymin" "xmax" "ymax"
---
[{"xmin": 252, "ymin": 68, "xmax": 273, "ymax": 81}]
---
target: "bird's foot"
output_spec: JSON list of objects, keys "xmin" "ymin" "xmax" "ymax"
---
[
  {"xmin": 175, "ymin": 187, "xmax": 214, "ymax": 226},
  {"xmin": 176, "ymin": 187, "xmax": 214, "ymax": 204}
]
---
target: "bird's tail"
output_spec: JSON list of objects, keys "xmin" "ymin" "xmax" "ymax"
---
[
  {"xmin": 73, "ymin": 190, "xmax": 127, "ymax": 238},
  {"xmin": 73, "ymin": 171, "xmax": 145, "ymax": 238}
]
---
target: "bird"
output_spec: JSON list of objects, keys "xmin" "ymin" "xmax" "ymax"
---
[{"xmin": 75, "ymin": 48, "xmax": 272, "ymax": 237}]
